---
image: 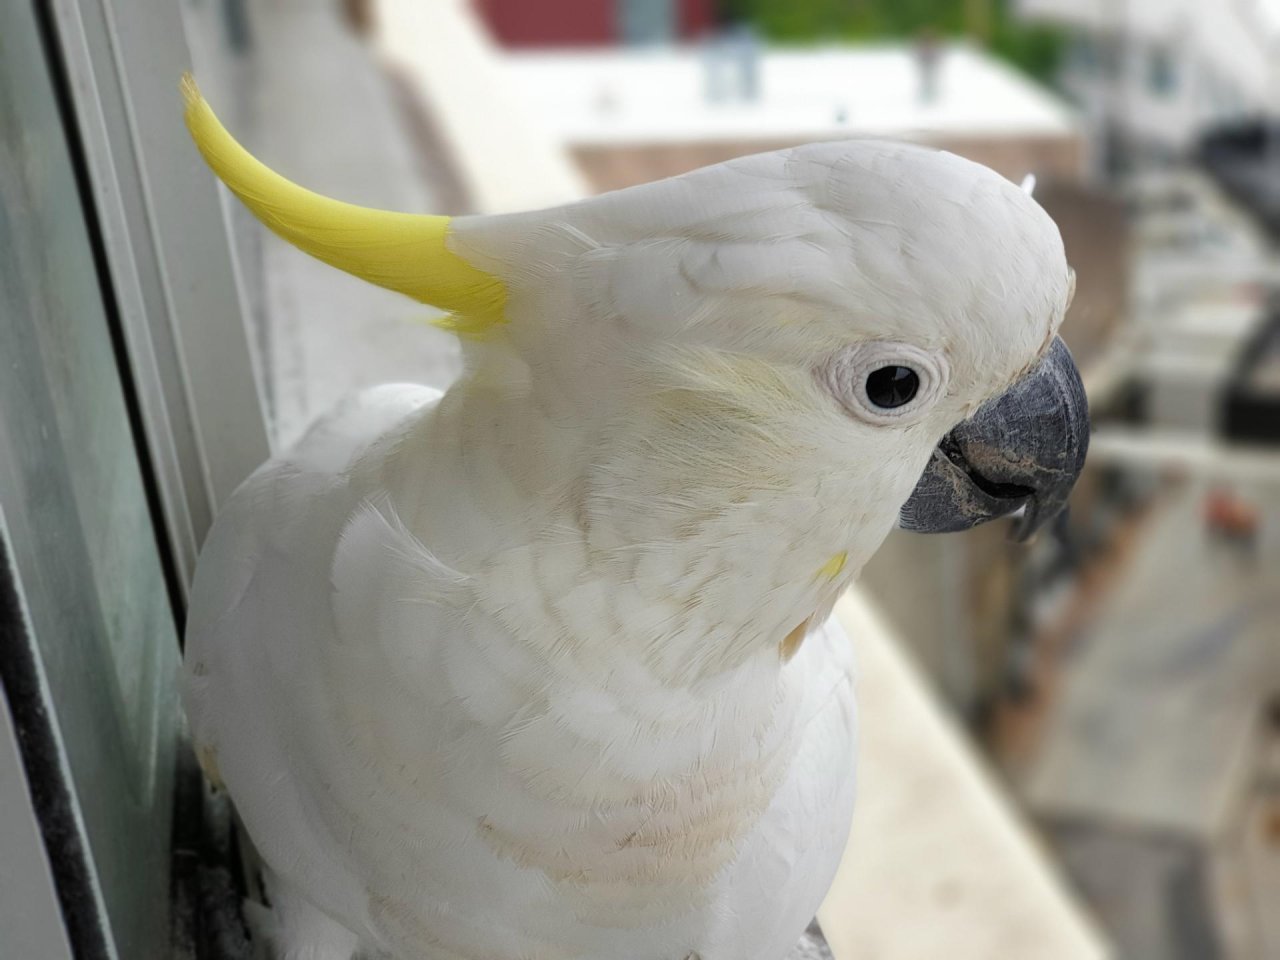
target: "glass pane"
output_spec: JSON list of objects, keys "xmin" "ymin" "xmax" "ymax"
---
[
  {"xmin": 181, "ymin": 0, "xmax": 465, "ymax": 449},
  {"xmin": 0, "ymin": 0, "xmax": 180, "ymax": 955}
]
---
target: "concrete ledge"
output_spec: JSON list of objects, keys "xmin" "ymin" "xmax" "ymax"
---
[{"xmin": 823, "ymin": 592, "xmax": 1109, "ymax": 960}]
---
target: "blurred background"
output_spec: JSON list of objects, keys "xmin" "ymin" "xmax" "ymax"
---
[
  {"xmin": 179, "ymin": 1, "xmax": 1280, "ymax": 956},
  {"xmin": 6, "ymin": 0, "xmax": 1277, "ymax": 957}
]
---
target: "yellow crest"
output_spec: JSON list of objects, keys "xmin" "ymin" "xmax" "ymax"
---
[{"xmin": 181, "ymin": 74, "xmax": 506, "ymax": 338}]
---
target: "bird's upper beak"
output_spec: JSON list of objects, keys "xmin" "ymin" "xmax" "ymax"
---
[{"xmin": 899, "ymin": 336, "xmax": 1089, "ymax": 541}]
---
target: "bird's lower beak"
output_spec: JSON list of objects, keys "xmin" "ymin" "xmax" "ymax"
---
[{"xmin": 898, "ymin": 336, "xmax": 1089, "ymax": 541}]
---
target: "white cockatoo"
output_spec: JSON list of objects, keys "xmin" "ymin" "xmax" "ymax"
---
[{"xmin": 181, "ymin": 76, "xmax": 1087, "ymax": 960}]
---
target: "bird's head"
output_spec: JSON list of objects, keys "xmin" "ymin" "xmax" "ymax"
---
[{"xmin": 184, "ymin": 82, "xmax": 1085, "ymax": 564}]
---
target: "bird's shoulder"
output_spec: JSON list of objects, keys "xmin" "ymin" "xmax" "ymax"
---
[{"xmin": 185, "ymin": 383, "xmax": 442, "ymax": 646}]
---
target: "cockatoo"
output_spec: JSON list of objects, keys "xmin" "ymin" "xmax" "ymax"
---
[{"xmin": 181, "ymin": 76, "xmax": 1087, "ymax": 960}]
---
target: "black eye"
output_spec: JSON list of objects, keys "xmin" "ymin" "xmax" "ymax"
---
[{"xmin": 865, "ymin": 365, "xmax": 919, "ymax": 409}]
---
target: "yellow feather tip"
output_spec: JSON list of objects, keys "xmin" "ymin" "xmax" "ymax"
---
[
  {"xmin": 178, "ymin": 74, "xmax": 507, "ymax": 339},
  {"xmin": 180, "ymin": 71, "xmax": 201, "ymax": 112},
  {"xmin": 817, "ymin": 552, "xmax": 848, "ymax": 581},
  {"xmin": 780, "ymin": 619, "xmax": 810, "ymax": 662}
]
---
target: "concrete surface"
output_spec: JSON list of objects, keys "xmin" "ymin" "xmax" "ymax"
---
[
  {"xmin": 234, "ymin": 0, "xmax": 464, "ymax": 447},
  {"xmin": 1025, "ymin": 484, "xmax": 1280, "ymax": 837},
  {"xmin": 823, "ymin": 593, "xmax": 1109, "ymax": 960},
  {"xmin": 1024, "ymin": 480, "xmax": 1280, "ymax": 958}
]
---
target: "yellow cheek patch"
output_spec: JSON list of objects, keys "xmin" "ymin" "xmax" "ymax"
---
[
  {"xmin": 817, "ymin": 551, "xmax": 847, "ymax": 581},
  {"xmin": 181, "ymin": 74, "xmax": 506, "ymax": 339}
]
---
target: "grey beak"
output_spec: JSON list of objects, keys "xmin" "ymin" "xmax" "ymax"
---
[{"xmin": 899, "ymin": 337, "xmax": 1089, "ymax": 541}]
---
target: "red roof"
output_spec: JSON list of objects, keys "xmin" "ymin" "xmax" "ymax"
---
[{"xmin": 473, "ymin": 0, "xmax": 715, "ymax": 48}]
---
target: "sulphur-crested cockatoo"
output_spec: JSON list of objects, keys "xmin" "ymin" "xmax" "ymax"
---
[{"xmin": 181, "ymin": 76, "xmax": 1087, "ymax": 960}]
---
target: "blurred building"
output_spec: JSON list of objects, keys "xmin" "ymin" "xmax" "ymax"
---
[
  {"xmin": 474, "ymin": 0, "xmax": 714, "ymax": 47},
  {"xmin": 1116, "ymin": 172, "xmax": 1274, "ymax": 435},
  {"xmin": 1224, "ymin": 310, "xmax": 1280, "ymax": 444},
  {"xmin": 1018, "ymin": 0, "xmax": 1280, "ymax": 167},
  {"xmin": 1082, "ymin": 164, "xmax": 1280, "ymax": 462},
  {"xmin": 1199, "ymin": 120, "xmax": 1280, "ymax": 245},
  {"xmin": 1005, "ymin": 97, "xmax": 1280, "ymax": 960},
  {"xmin": 1019, "ymin": 472, "xmax": 1280, "ymax": 960},
  {"xmin": 501, "ymin": 41, "xmax": 1085, "ymax": 190}
]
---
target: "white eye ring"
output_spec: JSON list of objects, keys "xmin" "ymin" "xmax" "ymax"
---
[{"xmin": 818, "ymin": 341, "xmax": 950, "ymax": 425}]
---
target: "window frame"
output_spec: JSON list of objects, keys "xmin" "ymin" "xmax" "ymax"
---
[{"xmin": 47, "ymin": 0, "xmax": 271, "ymax": 602}]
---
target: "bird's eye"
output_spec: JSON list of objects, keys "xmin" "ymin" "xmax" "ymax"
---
[
  {"xmin": 818, "ymin": 341, "xmax": 949, "ymax": 426},
  {"xmin": 865, "ymin": 365, "xmax": 919, "ymax": 409}
]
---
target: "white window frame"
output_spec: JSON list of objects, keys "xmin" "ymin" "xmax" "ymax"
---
[{"xmin": 48, "ymin": 0, "xmax": 271, "ymax": 599}]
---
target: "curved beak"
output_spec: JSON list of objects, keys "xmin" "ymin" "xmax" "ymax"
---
[{"xmin": 899, "ymin": 336, "xmax": 1089, "ymax": 541}]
